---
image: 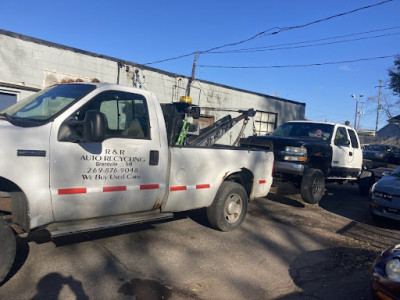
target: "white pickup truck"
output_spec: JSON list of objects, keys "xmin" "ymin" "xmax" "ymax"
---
[{"xmin": 0, "ymin": 83, "xmax": 274, "ymax": 282}]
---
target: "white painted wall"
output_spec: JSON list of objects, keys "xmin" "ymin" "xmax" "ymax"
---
[{"xmin": 0, "ymin": 30, "xmax": 305, "ymax": 144}]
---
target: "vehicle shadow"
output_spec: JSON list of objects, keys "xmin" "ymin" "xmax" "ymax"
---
[
  {"xmin": 275, "ymin": 247, "xmax": 377, "ymax": 299},
  {"xmin": 267, "ymin": 183, "xmax": 306, "ymax": 208},
  {"xmin": 319, "ymin": 183, "xmax": 400, "ymax": 250},
  {"xmin": 320, "ymin": 183, "xmax": 399, "ymax": 231},
  {"xmin": 182, "ymin": 208, "xmax": 209, "ymax": 228}
]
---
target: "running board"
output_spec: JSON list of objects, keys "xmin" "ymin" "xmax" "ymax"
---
[
  {"xmin": 45, "ymin": 210, "xmax": 174, "ymax": 238},
  {"xmin": 326, "ymin": 177, "xmax": 358, "ymax": 180}
]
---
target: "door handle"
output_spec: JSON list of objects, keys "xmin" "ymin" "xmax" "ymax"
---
[{"xmin": 149, "ymin": 150, "xmax": 159, "ymax": 166}]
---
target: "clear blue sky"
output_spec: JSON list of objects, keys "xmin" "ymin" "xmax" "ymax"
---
[{"xmin": 1, "ymin": 0, "xmax": 399, "ymax": 130}]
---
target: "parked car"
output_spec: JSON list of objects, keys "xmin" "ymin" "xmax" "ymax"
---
[
  {"xmin": 369, "ymin": 166, "xmax": 400, "ymax": 221},
  {"xmin": 391, "ymin": 147, "xmax": 400, "ymax": 164},
  {"xmin": 363, "ymin": 144, "xmax": 397, "ymax": 162},
  {"xmin": 371, "ymin": 244, "xmax": 400, "ymax": 300}
]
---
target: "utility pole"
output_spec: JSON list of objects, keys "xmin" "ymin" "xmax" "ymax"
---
[
  {"xmin": 357, "ymin": 102, "xmax": 365, "ymax": 130},
  {"xmin": 186, "ymin": 52, "xmax": 199, "ymax": 97},
  {"xmin": 375, "ymin": 79, "xmax": 384, "ymax": 133},
  {"xmin": 351, "ymin": 94, "xmax": 363, "ymax": 129}
]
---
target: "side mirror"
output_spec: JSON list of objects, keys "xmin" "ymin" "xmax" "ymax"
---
[{"xmin": 58, "ymin": 110, "xmax": 107, "ymax": 143}]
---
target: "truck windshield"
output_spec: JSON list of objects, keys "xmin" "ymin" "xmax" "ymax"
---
[
  {"xmin": 2, "ymin": 84, "xmax": 96, "ymax": 125},
  {"xmin": 272, "ymin": 122, "xmax": 334, "ymax": 142}
]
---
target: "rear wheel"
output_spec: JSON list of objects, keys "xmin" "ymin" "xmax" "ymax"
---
[
  {"xmin": 207, "ymin": 182, "xmax": 248, "ymax": 231},
  {"xmin": 0, "ymin": 215, "xmax": 16, "ymax": 284},
  {"xmin": 301, "ymin": 169, "xmax": 325, "ymax": 204}
]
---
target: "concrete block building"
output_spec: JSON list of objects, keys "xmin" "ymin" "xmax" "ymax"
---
[{"xmin": 0, "ymin": 29, "xmax": 305, "ymax": 144}]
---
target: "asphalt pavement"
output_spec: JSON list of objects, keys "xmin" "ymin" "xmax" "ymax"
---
[{"xmin": 0, "ymin": 181, "xmax": 399, "ymax": 300}]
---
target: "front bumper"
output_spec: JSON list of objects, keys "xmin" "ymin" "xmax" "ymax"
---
[
  {"xmin": 370, "ymin": 199, "xmax": 400, "ymax": 221},
  {"xmin": 275, "ymin": 161, "xmax": 304, "ymax": 175}
]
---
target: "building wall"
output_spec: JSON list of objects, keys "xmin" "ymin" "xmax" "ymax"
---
[{"xmin": 0, "ymin": 30, "xmax": 306, "ymax": 144}]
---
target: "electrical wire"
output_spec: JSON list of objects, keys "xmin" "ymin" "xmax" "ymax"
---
[
  {"xmin": 142, "ymin": 0, "xmax": 394, "ymax": 66},
  {"xmin": 198, "ymin": 54, "xmax": 397, "ymax": 69},
  {"xmin": 207, "ymin": 27, "xmax": 400, "ymax": 54},
  {"xmin": 208, "ymin": 32, "xmax": 400, "ymax": 53},
  {"xmin": 210, "ymin": 26, "xmax": 400, "ymax": 53}
]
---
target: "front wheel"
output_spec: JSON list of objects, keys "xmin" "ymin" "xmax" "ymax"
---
[
  {"xmin": 300, "ymin": 169, "xmax": 325, "ymax": 204},
  {"xmin": 0, "ymin": 215, "xmax": 16, "ymax": 284},
  {"xmin": 207, "ymin": 182, "xmax": 248, "ymax": 232}
]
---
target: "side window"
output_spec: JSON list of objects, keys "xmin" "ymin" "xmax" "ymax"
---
[
  {"xmin": 73, "ymin": 90, "xmax": 150, "ymax": 139},
  {"xmin": 347, "ymin": 129, "xmax": 359, "ymax": 148},
  {"xmin": 334, "ymin": 127, "xmax": 350, "ymax": 147}
]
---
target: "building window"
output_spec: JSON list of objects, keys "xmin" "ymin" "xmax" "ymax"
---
[
  {"xmin": 0, "ymin": 92, "xmax": 17, "ymax": 111},
  {"xmin": 254, "ymin": 111, "xmax": 277, "ymax": 135}
]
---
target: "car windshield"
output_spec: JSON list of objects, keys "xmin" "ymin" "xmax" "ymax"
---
[
  {"xmin": 391, "ymin": 167, "xmax": 400, "ymax": 177},
  {"xmin": 2, "ymin": 84, "xmax": 96, "ymax": 123},
  {"xmin": 271, "ymin": 122, "xmax": 334, "ymax": 142}
]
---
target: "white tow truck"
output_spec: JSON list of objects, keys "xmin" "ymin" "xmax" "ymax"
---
[{"xmin": 0, "ymin": 82, "xmax": 274, "ymax": 282}]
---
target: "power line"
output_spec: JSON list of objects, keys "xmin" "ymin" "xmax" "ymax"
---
[
  {"xmin": 142, "ymin": 0, "xmax": 394, "ymax": 65},
  {"xmin": 198, "ymin": 54, "xmax": 397, "ymax": 69},
  {"xmin": 210, "ymin": 32, "xmax": 400, "ymax": 54},
  {"xmin": 207, "ymin": 27, "xmax": 400, "ymax": 54}
]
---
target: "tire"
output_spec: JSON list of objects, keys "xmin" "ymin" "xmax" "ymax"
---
[
  {"xmin": 358, "ymin": 171, "xmax": 375, "ymax": 196},
  {"xmin": 0, "ymin": 215, "xmax": 16, "ymax": 284},
  {"xmin": 206, "ymin": 182, "xmax": 248, "ymax": 232},
  {"xmin": 300, "ymin": 169, "xmax": 325, "ymax": 204}
]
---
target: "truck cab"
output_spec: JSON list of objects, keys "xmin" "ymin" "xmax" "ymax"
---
[{"xmin": 0, "ymin": 83, "xmax": 169, "ymax": 230}]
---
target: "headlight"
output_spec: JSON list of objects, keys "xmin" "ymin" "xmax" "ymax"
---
[
  {"xmin": 281, "ymin": 147, "xmax": 307, "ymax": 162},
  {"xmin": 386, "ymin": 258, "xmax": 400, "ymax": 282},
  {"xmin": 285, "ymin": 146, "xmax": 307, "ymax": 154}
]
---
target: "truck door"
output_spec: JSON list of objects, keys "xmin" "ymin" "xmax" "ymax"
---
[
  {"xmin": 346, "ymin": 128, "xmax": 363, "ymax": 171},
  {"xmin": 49, "ymin": 89, "xmax": 167, "ymax": 222},
  {"xmin": 331, "ymin": 126, "xmax": 360, "ymax": 177},
  {"xmin": 331, "ymin": 126, "xmax": 350, "ymax": 177}
]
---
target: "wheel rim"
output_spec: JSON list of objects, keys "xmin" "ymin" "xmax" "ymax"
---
[
  {"xmin": 224, "ymin": 193, "xmax": 243, "ymax": 223},
  {"xmin": 312, "ymin": 177, "xmax": 323, "ymax": 196}
]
